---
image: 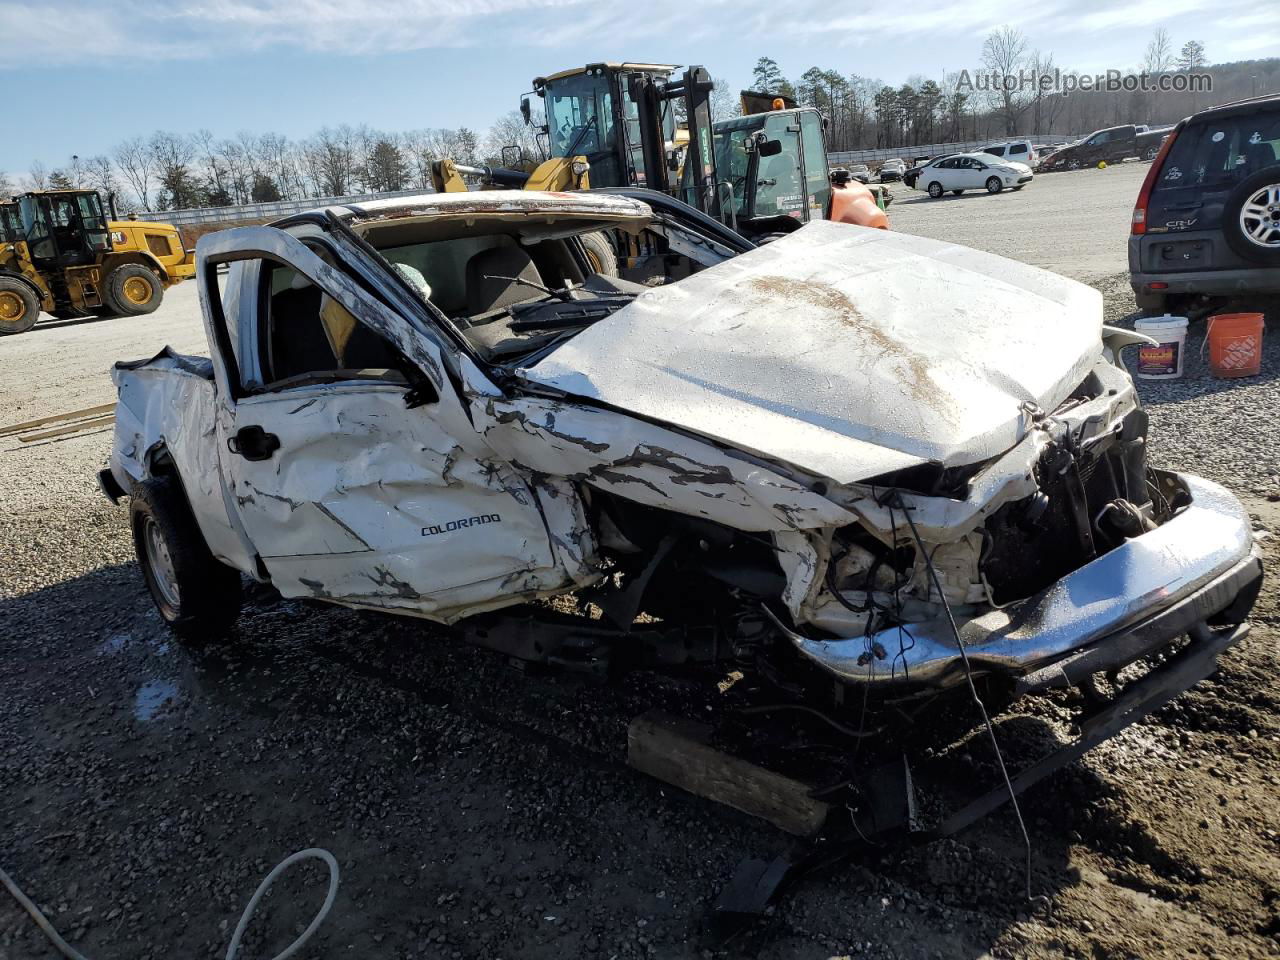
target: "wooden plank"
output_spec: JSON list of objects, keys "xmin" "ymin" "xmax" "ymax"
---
[
  {"xmin": 16, "ymin": 414, "xmax": 115, "ymax": 443},
  {"xmin": 627, "ymin": 709, "xmax": 830, "ymax": 837},
  {"xmin": 0, "ymin": 402, "xmax": 116, "ymax": 438}
]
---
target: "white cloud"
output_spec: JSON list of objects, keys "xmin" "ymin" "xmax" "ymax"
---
[{"xmin": 0, "ymin": 0, "xmax": 1264, "ymax": 69}]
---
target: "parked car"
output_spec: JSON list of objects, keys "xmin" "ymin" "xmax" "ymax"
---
[
  {"xmin": 878, "ymin": 158, "xmax": 907, "ymax": 182},
  {"xmin": 980, "ymin": 140, "xmax": 1038, "ymax": 168},
  {"xmin": 100, "ymin": 190, "xmax": 1259, "ymax": 756},
  {"xmin": 1039, "ymin": 124, "xmax": 1171, "ymax": 170},
  {"xmin": 1130, "ymin": 94, "xmax": 1280, "ymax": 313},
  {"xmin": 848, "ymin": 163, "xmax": 873, "ymax": 184},
  {"xmin": 917, "ymin": 152, "xmax": 1033, "ymax": 197},
  {"xmin": 903, "ymin": 156, "xmax": 934, "ymax": 189}
]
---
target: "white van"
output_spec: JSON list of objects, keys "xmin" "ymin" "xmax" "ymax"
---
[{"xmin": 981, "ymin": 140, "xmax": 1038, "ymax": 168}]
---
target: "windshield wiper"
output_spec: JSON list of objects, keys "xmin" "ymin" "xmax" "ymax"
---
[
  {"xmin": 483, "ymin": 274, "xmax": 578, "ymax": 302},
  {"xmin": 508, "ymin": 308, "xmax": 613, "ymax": 332}
]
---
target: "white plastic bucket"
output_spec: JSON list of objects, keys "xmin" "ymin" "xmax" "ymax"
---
[{"xmin": 1133, "ymin": 314, "xmax": 1189, "ymax": 379}]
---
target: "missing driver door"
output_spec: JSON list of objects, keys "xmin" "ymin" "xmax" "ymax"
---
[{"xmin": 206, "ymin": 229, "xmax": 557, "ymax": 615}]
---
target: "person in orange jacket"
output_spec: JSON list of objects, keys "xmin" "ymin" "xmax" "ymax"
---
[{"xmin": 829, "ymin": 168, "xmax": 889, "ymax": 229}]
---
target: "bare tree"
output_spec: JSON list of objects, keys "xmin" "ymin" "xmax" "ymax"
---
[
  {"xmin": 1144, "ymin": 29, "xmax": 1175, "ymax": 75},
  {"xmin": 27, "ymin": 160, "xmax": 49, "ymax": 191},
  {"xmin": 259, "ymin": 132, "xmax": 302, "ymax": 200},
  {"xmin": 84, "ymin": 155, "xmax": 118, "ymax": 198},
  {"xmin": 0, "ymin": 169, "xmax": 13, "ymax": 196},
  {"xmin": 981, "ymin": 26, "xmax": 1032, "ymax": 136},
  {"xmin": 192, "ymin": 129, "xmax": 232, "ymax": 204},
  {"xmin": 218, "ymin": 139, "xmax": 253, "ymax": 204},
  {"xmin": 113, "ymin": 137, "xmax": 154, "ymax": 209},
  {"xmin": 482, "ymin": 111, "xmax": 541, "ymax": 164},
  {"xmin": 1027, "ymin": 50, "xmax": 1066, "ymax": 133},
  {"xmin": 308, "ymin": 127, "xmax": 357, "ymax": 197},
  {"xmin": 150, "ymin": 132, "xmax": 201, "ymax": 210},
  {"xmin": 710, "ymin": 76, "xmax": 740, "ymax": 123}
]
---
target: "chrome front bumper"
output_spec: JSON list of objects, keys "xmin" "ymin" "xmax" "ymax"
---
[{"xmin": 783, "ymin": 472, "xmax": 1261, "ymax": 689}]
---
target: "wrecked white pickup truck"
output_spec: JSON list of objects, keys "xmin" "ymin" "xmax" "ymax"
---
[{"xmin": 102, "ymin": 190, "xmax": 1259, "ymax": 745}]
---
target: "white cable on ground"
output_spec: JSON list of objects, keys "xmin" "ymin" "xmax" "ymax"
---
[{"xmin": 1, "ymin": 847, "xmax": 339, "ymax": 960}]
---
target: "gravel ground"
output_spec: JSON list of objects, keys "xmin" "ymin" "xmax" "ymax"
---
[
  {"xmin": 887, "ymin": 162, "xmax": 1149, "ymax": 281},
  {"xmin": 2, "ymin": 194, "xmax": 1278, "ymax": 959}
]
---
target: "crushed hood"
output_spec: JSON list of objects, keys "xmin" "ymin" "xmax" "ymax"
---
[{"xmin": 521, "ymin": 220, "xmax": 1103, "ymax": 484}]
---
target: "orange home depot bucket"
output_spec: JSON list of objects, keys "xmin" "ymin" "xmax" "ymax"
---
[{"xmin": 1206, "ymin": 312, "xmax": 1265, "ymax": 378}]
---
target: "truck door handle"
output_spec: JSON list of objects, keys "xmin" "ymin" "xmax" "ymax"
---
[{"xmin": 228, "ymin": 425, "xmax": 280, "ymax": 461}]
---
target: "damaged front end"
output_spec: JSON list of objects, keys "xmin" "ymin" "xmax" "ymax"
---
[{"xmin": 776, "ymin": 354, "xmax": 1262, "ymax": 696}]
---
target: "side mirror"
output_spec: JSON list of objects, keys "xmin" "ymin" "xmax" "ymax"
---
[
  {"xmin": 520, "ymin": 97, "xmax": 532, "ymax": 125},
  {"xmin": 757, "ymin": 138, "xmax": 783, "ymax": 158}
]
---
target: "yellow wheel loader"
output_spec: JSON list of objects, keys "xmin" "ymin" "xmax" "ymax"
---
[{"xmin": 0, "ymin": 190, "xmax": 194, "ymax": 335}]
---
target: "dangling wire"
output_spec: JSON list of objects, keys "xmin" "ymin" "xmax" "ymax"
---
[{"xmin": 890, "ymin": 490, "xmax": 1043, "ymax": 906}]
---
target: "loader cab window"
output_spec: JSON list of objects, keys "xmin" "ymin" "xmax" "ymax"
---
[
  {"xmin": 0, "ymin": 204, "xmax": 20, "ymax": 243},
  {"xmin": 799, "ymin": 110, "xmax": 830, "ymax": 217},
  {"xmin": 713, "ymin": 122, "xmax": 757, "ymax": 213},
  {"xmin": 254, "ymin": 256, "xmax": 406, "ymax": 390},
  {"xmin": 74, "ymin": 193, "xmax": 111, "ymax": 254},
  {"xmin": 18, "ymin": 193, "xmax": 109, "ymax": 265},
  {"xmin": 19, "ymin": 195, "xmax": 55, "ymax": 261},
  {"xmin": 543, "ymin": 71, "xmax": 622, "ymax": 185}
]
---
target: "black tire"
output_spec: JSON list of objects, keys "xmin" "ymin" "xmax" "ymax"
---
[
  {"xmin": 927, "ymin": 181, "xmax": 943, "ymax": 198},
  {"xmin": 986, "ymin": 177, "xmax": 1002, "ymax": 194},
  {"xmin": 951, "ymin": 189, "xmax": 964, "ymax": 196},
  {"xmin": 130, "ymin": 476, "xmax": 242, "ymax": 640},
  {"xmin": 105, "ymin": 264, "xmax": 163, "ymax": 316},
  {"xmin": 1144, "ymin": 144, "xmax": 1160, "ymax": 161},
  {"xmin": 0, "ymin": 277, "xmax": 39, "ymax": 335},
  {"xmin": 580, "ymin": 231, "xmax": 619, "ymax": 277},
  {"xmin": 1222, "ymin": 169, "xmax": 1280, "ymax": 266}
]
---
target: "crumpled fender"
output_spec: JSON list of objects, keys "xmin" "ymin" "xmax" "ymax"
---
[{"xmin": 110, "ymin": 347, "xmax": 258, "ymax": 575}]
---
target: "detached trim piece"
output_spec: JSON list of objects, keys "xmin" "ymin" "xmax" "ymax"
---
[{"xmin": 97, "ymin": 468, "xmax": 126, "ymax": 504}]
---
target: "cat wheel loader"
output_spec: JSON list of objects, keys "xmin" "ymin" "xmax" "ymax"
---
[
  {"xmin": 0, "ymin": 190, "xmax": 193, "ymax": 335},
  {"xmin": 523, "ymin": 62, "xmax": 888, "ymax": 237}
]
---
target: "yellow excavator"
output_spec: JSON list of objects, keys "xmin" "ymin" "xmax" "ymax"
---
[{"xmin": 0, "ymin": 189, "xmax": 193, "ymax": 335}]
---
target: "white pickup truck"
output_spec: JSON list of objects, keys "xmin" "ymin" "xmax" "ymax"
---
[{"xmin": 101, "ymin": 189, "xmax": 1259, "ymax": 727}]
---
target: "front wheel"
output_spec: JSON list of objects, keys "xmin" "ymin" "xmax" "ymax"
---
[
  {"xmin": 580, "ymin": 231, "xmax": 619, "ymax": 277},
  {"xmin": 986, "ymin": 177, "xmax": 1003, "ymax": 194},
  {"xmin": 1145, "ymin": 145, "xmax": 1160, "ymax": 161},
  {"xmin": 131, "ymin": 476, "xmax": 242, "ymax": 640},
  {"xmin": 1066, "ymin": 158, "xmax": 1082, "ymax": 171},
  {"xmin": 106, "ymin": 264, "xmax": 163, "ymax": 316},
  {"xmin": 927, "ymin": 181, "xmax": 943, "ymax": 198},
  {"xmin": 0, "ymin": 277, "xmax": 39, "ymax": 335}
]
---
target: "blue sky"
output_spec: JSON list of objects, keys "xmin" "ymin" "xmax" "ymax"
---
[{"xmin": 1, "ymin": 0, "xmax": 1274, "ymax": 177}]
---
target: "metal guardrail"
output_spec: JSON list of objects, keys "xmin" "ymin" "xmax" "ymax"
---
[
  {"xmin": 829, "ymin": 134, "xmax": 1085, "ymax": 167},
  {"xmin": 134, "ymin": 186, "xmax": 435, "ymax": 226}
]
